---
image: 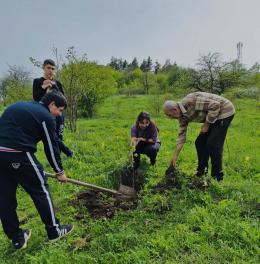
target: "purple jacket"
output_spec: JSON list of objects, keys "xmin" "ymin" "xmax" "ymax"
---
[{"xmin": 131, "ymin": 122, "xmax": 159, "ymax": 143}]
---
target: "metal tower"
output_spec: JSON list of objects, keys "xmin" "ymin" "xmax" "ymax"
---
[{"xmin": 237, "ymin": 42, "xmax": 243, "ymax": 63}]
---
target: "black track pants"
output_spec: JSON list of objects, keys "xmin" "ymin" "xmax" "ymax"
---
[{"xmin": 0, "ymin": 152, "xmax": 60, "ymax": 241}]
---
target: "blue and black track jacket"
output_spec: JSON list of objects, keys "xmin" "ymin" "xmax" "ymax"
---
[{"xmin": 0, "ymin": 101, "xmax": 63, "ymax": 174}]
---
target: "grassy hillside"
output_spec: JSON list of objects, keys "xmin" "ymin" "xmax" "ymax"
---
[{"xmin": 0, "ymin": 95, "xmax": 259, "ymax": 263}]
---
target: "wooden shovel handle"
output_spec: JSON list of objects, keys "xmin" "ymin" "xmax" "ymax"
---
[{"xmin": 45, "ymin": 172, "xmax": 121, "ymax": 195}]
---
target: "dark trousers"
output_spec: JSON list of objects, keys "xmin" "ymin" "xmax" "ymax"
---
[
  {"xmin": 195, "ymin": 115, "xmax": 234, "ymax": 179},
  {"xmin": 0, "ymin": 152, "xmax": 60, "ymax": 241},
  {"xmin": 133, "ymin": 141, "xmax": 161, "ymax": 167}
]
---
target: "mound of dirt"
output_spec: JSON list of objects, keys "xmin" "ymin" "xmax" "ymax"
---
[
  {"xmin": 71, "ymin": 165, "xmax": 148, "ymax": 219},
  {"xmin": 188, "ymin": 177, "xmax": 210, "ymax": 189},
  {"xmin": 151, "ymin": 165, "xmax": 181, "ymax": 193},
  {"xmin": 72, "ymin": 190, "xmax": 138, "ymax": 219}
]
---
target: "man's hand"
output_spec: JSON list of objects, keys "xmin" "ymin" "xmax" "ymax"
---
[
  {"xmin": 56, "ymin": 172, "xmax": 67, "ymax": 183},
  {"xmin": 42, "ymin": 80, "xmax": 53, "ymax": 90},
  {"xmin": 201, "ymin": 122, "xmax": 210, "ymax": 133},
  {"xmin": 169, "ymin": 143, "xmax": 184, "ymax": 168},
  {"xmin": 138, "ymin": 137, "xmax": 146, "ymax": 142}
]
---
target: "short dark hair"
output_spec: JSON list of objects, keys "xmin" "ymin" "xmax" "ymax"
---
[
  {"xmin": 43, "ymin": 59, "xmax": 56, "ymax": 67},
  {"xmin": 41, "ymin": 91, "xmax": 67, "ymax": 109}
]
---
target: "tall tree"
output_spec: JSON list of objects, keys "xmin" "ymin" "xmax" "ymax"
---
[
  {"xmin": 109, "ymin": 57, "xmax": 120, "ymax": 71},
  {"xmin": 161, "ymin": 59, "xmax": 172, "ymax": 72},
  {"xmin": 140, "ymin": 56, "xmax": 153, "ymax": 72},
  {"xmin": 140, "ymin": 59, "xmax": 147, "ymax": 72},
  {"xmin": 129, "ymin": 57, "xmax": 139, "ymax": 70},
  {"xmin": 122, "ymin": 60, "xmax": 128, "ymax": 70},
  {"xmin": 154, "ymin": 61, "xmax": 161, "ymax": 74},
  {"xmin": 146, "ymin": 56, "xmax": 153, "ymax": 72}
]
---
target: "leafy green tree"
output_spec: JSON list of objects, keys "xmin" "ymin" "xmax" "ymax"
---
[
  {"xmin": 141, "ymin": 72, "xmax": 156, "ymax": 94},
  {"xmin": 122, "ymin": 60, "xmax": 128, "ymax": 70},
  {"xmin": 140, "ymin": 56, "xmax": 153, "ymax": 72},
  {"xmin": 59, "ymin": 47, "xmax": 118, "ymax": 131},
  {"xmin": 129, "ymin": 57, "xmax": 139, "ymax": 70},
  {"xmin": 161, "ymin": 59, "xmax": 172, "ymax": 72},
  {"xmin": 140, "ymin": 59, "xmax": 147, "ymax": 72},
  {"xmin": 154, "ymin": 61, "xmax": 161, "ymax": 74},
  {"xmin": 117, "ymin": 68, "xmax": 143, "ymax": 95},
  {"xmin": 109, "ymin": 57, "xmax": 120, "ymax": 71},
  {"xmin": 78, "ymin": 65, "xmax": 118, "ymax": 117},
  {"xmin": 155, "ymin": 74, "xmax": 168, "ymax": 92}
]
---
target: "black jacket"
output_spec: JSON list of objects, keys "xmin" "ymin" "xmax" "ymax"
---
[
  {"xmin": 33, "ymin": 77, "xmax": 64, "ymax": 102},
  {"xmin": 0, "ymin": 101, "xmax": 63, "ymax": 173}
]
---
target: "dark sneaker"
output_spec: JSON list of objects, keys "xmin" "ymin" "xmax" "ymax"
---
[
  {"xmin": 49, "ymin": 224, "xmax": 74, "ymax": 243},
  {"xmin": 195, "ymin": 167, "xmax": 208, "ymax": 177},
  {"xmin": 194, "ymin": 170, "xmax": 205, "ymax": 177},
  {"xmin": 12, "ymin": 229, "xmax": 31, "ymax": 250},
  {"xmin": 212, "ymin": 172, "xmax": 224, "ymax": 182}
]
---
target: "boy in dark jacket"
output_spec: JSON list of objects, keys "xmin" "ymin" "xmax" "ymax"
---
[
  {"xmin": 0, "ymin": 91, "xmax": 74, "ymax": 250},
  {"xmin": 33, "ymin": 59, "xmax": 73, "ymax": 157}
]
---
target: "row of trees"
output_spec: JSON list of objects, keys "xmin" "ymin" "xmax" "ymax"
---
[
  {"xmin": 1, "ymin": 48, "xmax": 260, "ymax": 131},
  {"xmin": 109, "ymin": 53, "xmax": 260, "ymax": 96}
]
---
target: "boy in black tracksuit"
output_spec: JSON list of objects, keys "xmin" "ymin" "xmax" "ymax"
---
[
  {"xmin": 0, "ymin": 91, "xmax": 73, "ymax": 250},
  {"xmin": 33, "ymin": 59, "xmax": 73, "ymax": 157}
]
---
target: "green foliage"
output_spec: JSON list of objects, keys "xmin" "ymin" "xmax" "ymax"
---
[
  {"xmin": 225, "ymin": 86, "xmax": 260, "ymax": 100},
  {"xmin": 140, "ymin": 56, "xmax": 153, "ymax": 72},
  {"xmin": 78, "ymin": 66, "xmax": 119, "ymax": 118},
  {"xmin": 4, "ymin": 84, "xmax": 32, "ymax": 104},
  {"xmin": 58, "ymin": 47, "xmax": 118, "ymax": 131},
  {"xmin": 189, "ymin": 53, "xmax": 249, "ymax": 94},
  {"xmin": 0, "ymin": 65, "xmax": 32, "ymax": 104},
  {"xmin": 107, "ymin": 54, "xmax": 260, "ymax": 96},
  {"xmin": 0, "ymin": 95, "xmax": 259, "ymax": 263}
]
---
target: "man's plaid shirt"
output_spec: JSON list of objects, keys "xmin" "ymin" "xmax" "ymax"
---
[{"xmin": 177, "ymin": 92, "xmax": 235, "ymax": 145}]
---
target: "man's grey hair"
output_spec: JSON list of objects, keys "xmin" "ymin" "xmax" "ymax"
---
[{"xmin": 163, "ymin": 100, "xmax": 178, "ymax": 111}]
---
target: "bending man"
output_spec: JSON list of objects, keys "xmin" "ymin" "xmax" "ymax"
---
[{"xmin": 163, "ymin": 92, "xmax": 235, "ymax": 181}]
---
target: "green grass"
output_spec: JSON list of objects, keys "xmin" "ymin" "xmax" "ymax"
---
[{"xmin": 0, "ymin": 95, "xmax": 259, "ymax": 263}]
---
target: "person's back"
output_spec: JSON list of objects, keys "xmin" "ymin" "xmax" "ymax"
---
[
  {"xmin": 0, "ymin": 92, "xmax": 74, "ymax": 250},
  {"xmin": 0, "ymin": 101, "xmax": 53, "ymax": 153},
  {"xmin": 181, "ymin": 92, "xmax": 235, "ymax": 121}
]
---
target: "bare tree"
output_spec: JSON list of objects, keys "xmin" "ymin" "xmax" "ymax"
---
[
  {"xmin": 196, "ymin": 52, "xmax": 222, "ymax": 93},
  {"xmin": 189, "ymin": 52, "xmax": 247, "ymax": 94},
  {"xmin": 7, "ymin": 65, "xmax": 31, "ymax": 85},
  {"xmin": 29, "ymin": 46, "xmax": 63, "ymax": 71},
  {"xmin": 0, "ymin": 65, "xmax": 32, "ymax": 103}
]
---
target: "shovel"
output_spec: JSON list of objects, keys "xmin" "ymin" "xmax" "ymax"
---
[{"xmin": 45, "ymin": 172, "xmax": 122, "ymax": 196}]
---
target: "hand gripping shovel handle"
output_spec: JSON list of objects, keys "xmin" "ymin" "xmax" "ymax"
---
[{"xmin": 45, "ymin": 172, "xmax": 121, "ymax": 195}]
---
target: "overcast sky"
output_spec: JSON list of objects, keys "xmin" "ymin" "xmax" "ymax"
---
[{"xmin": 0, "ymin": 0, "xmax": 259, "ymax": 78}]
